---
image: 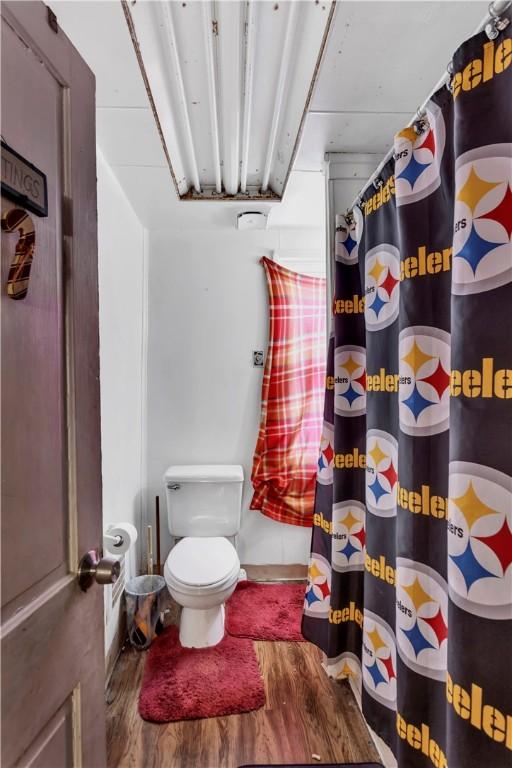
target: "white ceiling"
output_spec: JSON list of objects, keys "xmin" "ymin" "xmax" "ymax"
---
[
  {"xmin": 50, "ymin": 0, "xmax": 488, "ymax": 230},
  {"xmin": 295, "ymin": 0, "xmax": 488, "ymax": 171}
]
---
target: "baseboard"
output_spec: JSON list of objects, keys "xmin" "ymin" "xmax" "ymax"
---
[
  {"xmin": 347, "ymin": 676, "xmax": 397, "ymax": 768},
  {"xmin": 105, "ymin": 609, "xmax": 127, "ymax": 686},
  {"xmin": 242, "ymin": 563, "xmax": 307, "ymax": 581}
]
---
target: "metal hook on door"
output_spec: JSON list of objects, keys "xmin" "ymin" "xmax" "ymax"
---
[{"xmin": 1, "ymin": 206, "xmax": 36, "ymax": 300}]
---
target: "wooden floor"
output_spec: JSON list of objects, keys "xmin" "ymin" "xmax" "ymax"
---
[{"xmin": 106, "ymin": 638, "xmax": 379, "ymax": 768}]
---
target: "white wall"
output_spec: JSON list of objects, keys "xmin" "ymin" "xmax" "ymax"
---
[
  {"xmin": 96, "ymin": 150, "xmax": 146, "ymax": 655},
  {"xmin": 146, "ymin": 224, "xmax": 324, "ymax": 565}
]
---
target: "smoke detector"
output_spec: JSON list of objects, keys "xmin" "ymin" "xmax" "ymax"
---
[{"xmin": 236, "ymin": 212, "xmax": 268, "ymax": 231}]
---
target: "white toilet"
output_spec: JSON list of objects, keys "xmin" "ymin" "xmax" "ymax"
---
[{"xmin": 163, "ymin": 464, "xmax": 244, "ymax": 648}]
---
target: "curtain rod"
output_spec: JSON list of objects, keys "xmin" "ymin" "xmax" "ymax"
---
[{"xmin": 346, "ymin": 0, "xmax": 512, "ymax": 213}]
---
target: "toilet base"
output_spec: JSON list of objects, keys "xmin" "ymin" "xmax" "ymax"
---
[{"xmin": 179, "ymin": 604, "xmax": 225, "ymax": 648}]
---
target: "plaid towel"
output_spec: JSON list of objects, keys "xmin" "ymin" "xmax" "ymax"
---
[{"xmin": 250, "ymin": 257, "xmax": 326, "ymax": 527}]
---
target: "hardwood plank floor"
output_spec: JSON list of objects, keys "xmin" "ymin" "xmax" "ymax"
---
[{"xmin": 106, "ymin": 638, "xmax": 379, "ymax": 768}]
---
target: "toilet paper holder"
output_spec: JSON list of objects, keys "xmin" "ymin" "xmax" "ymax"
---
[
  {"xmin": 103, "ymin": 522, "xmax": 138, "ymax": 556},
  {"xmin": 104, "ymin": 532, "xmax": 125, "ymax": 549}
]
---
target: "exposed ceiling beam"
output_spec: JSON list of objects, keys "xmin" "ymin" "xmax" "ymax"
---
[
  {"xmin": 161, "ymin": 1, "xmax": 201, "ymax": 193},
  {"xmin": 202, "ymin": 1, "xmax": 222, "ymax": 193},
  {"xmin": 261, "ymin": 1, "xmax": 297, "ymax": 193},
  {"xmin": 240, "ymin": 0, "xmax": 257, "ymax": 195},
  {"xmin": 217, "ymin": 1, "xmax": 242, "ymax": 196}
]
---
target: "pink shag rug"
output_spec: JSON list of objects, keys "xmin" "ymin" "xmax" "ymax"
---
[
  {"xmin": 139, "ymin": 625, "xmax": 265, "ymax": 723},
  {"xmin": 226, "ymin": 581, "xmax": 306, "ymax": 641}
]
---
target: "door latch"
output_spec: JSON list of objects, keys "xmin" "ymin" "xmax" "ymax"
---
[{"xmin": 77, "ymin": 550, "xmax": 121, "ymax": 592}]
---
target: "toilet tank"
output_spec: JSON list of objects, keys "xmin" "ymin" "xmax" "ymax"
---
[{"xmin": 164, "ymin": 465, "xmax": 244, "ymax": 538}]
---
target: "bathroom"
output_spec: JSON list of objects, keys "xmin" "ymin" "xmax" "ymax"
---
[{"xmin": 1, "ymin": 1, "xmax": 511, "ymax": 767}]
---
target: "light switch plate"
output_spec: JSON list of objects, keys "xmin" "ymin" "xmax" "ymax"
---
[{"xmin": 253, "ymin": 350, "xmax": 264, "ymax": 367}]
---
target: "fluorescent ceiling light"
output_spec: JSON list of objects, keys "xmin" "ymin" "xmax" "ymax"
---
[{"xmin": 122, "ymin": 0, "xmax": 334, "ymax": 201}]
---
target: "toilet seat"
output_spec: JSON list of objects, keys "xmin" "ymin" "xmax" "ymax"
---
[{"xmin": 165, "ymin": 536, "xmax": 240, "ymax": 594}]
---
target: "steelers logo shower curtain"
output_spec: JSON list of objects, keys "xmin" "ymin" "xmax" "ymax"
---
[{"xmin": 303, "ymin": 13, "xmax": 512, "ymax": 768}]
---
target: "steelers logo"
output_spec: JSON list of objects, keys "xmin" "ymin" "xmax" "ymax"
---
[
  {"xmin": 396, "ymin": 559, "xmax": 448, "ymax": 682},
  {"xmin": 304, "ymin": 554, "xmax": 332, "ymax": 618},
  {"xmin": 399, "ymin": 326, "xmax": 451, "ymax": 436},
  {"xmin": 332, "ymin": 500, "xmax": 365, "ymax": 573},
  {"xmin": 325, "ymin": 651, "xmax": 361, "ymax": 686},
  {"xmin": 362, "ymin": 610, "xmax": 397, "ymax": 710},
  {"xmin": 335, "ymin": 208, "xmax": 363, "ymax": 265},
  {"xmin": 334, "ymin": 345, "xmax": 366, "ymax": 417},
  {"xmin": 366, "ymin": 429, "xmax": 398, "ymax": 517},
  {"xmin": 448, "ymin": 462, "xmax": 512, "ymax": 620},
  {"xmin": 452, "ymin": 143, "xmax": 512, "ymax": 295},
  {"xmin": 317, "ymin": 421, "xmax": 334, "ymax": 486},
  {"xmin": 364, "ymin": 244, "xmax": 400, "ymax": 331},
  {"xmin": 395, "ymin": 99, "xmax": 446, "ymax": 206}
]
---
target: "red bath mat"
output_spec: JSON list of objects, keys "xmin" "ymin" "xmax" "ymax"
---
[
  {"xmin": 226, "ymin": 581, "xmax": 306, "ymax": 641},
  {"xmin": 139, "ymin": 625, "xmax": 265, "ymax": 723}
]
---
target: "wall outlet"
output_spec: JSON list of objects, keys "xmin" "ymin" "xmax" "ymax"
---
[{"xmin": 253, "ymin": 350, "xmax": 264, "ymax": 367}]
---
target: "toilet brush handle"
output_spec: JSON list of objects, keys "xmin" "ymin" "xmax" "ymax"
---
[{"xmin": 147, "ymin": 525, "xmax": 153, "ymax": 575}]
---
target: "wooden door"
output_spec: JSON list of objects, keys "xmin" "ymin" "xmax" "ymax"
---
[{"xmin": 1, "ymin": 3, "xmax": 106, "ymax": 766}]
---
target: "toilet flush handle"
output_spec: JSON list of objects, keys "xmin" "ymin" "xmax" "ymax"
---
[{"xmin": 167, "ymin": 483, "xmax": 181, "ymax": 491}]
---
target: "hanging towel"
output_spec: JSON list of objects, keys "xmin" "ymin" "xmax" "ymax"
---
[{"xmin": 250, "ymin": 257, "xmax": 326, "ymax": 527}]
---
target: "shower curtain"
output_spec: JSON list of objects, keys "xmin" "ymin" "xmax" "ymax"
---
[{"xmin": 303, "ymin": 15, "xmax": 511, "ymax": 768}]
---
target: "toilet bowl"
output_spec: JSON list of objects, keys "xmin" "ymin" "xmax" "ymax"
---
[{"xmin": 164, "ymin": 535, "xmax": 240, "ymax": 648}]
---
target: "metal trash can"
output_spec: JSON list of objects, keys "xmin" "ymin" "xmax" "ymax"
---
[{"xmin": 125, "ymin": 574, "xmax": 166, "ymax": 650}]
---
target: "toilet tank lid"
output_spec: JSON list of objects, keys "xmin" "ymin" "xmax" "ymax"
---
[{"xmin": 164, "ymin": 464, "xmax": 244, "ymax": 483}]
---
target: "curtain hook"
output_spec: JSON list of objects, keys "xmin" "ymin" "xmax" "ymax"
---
[
  {"xmin": 446, "ymin": 61, "xmax": 454, "ymax": 92},
  {"xmin": 485, "ymin": 1, "xmax": 510, "ymax": 39},
  {"xmin": 335, "ymin": 213, "xmax": 347, "ymax": 233},
  {"xmin": 413, "ymin": 107, "xmax": 428, "ymax": 135}
]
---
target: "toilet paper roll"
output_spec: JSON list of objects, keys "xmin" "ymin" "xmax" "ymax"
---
[{"xmin": 103, "ymin": 523, "xmax": 138, "ymax": 556}]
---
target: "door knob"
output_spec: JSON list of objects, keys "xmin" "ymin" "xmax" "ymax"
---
[{"xmin": 78, "ymin": 550, "xmax": 121, "ymax": 592}]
